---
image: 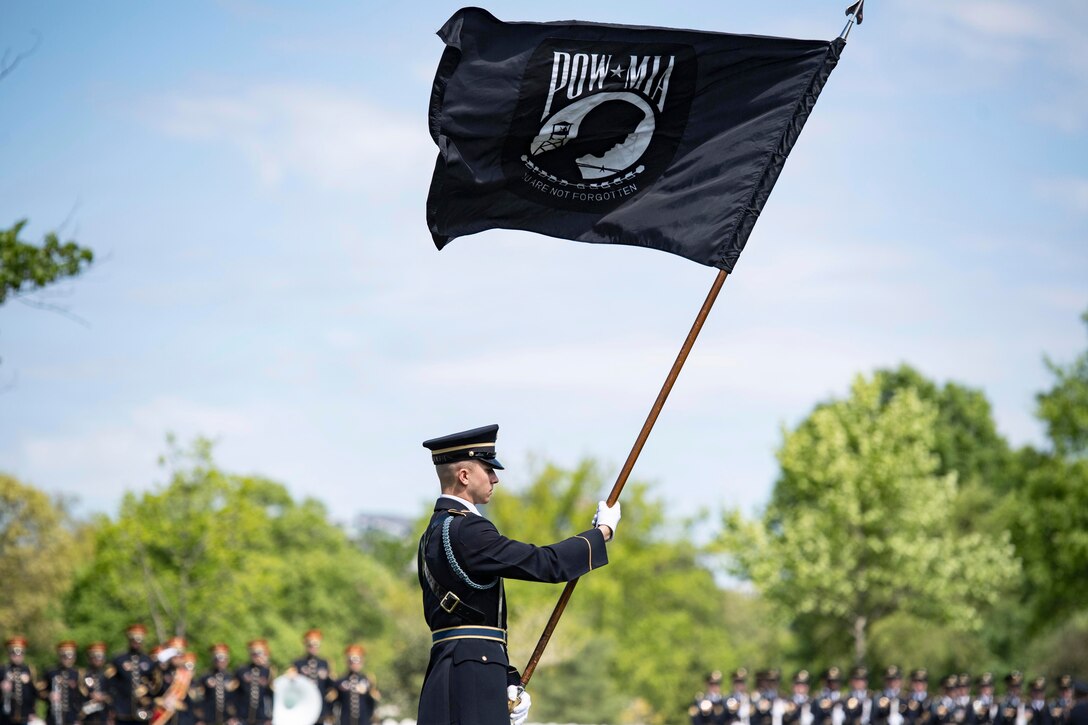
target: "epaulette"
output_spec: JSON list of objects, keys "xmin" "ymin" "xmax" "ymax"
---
[
  {"xmin": 105, "ymin": 665, "xmax": 117, "ymax": 678},
  {"xmin": 325, "ymin": 689, "xmax": 338, "ymax": 703},
  {"xmin": 449, "ymin": 509, "xmax": 469, "ymax": 516}
]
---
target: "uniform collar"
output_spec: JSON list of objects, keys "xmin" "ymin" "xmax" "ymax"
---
[{"xmin": 438, "ymin": 494, "xmax": 481, "ymax": 516}]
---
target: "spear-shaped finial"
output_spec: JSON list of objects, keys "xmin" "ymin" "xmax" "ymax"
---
[{"xmin": 842, "ymin": 0, "xmax": 865, "ymax": 39}]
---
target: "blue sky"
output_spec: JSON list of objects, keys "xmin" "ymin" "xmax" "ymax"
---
[{"xmin": 2, "ymin": 0, "xmax": 1085, "ymax": 527}]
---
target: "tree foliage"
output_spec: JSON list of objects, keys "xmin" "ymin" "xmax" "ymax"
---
[
  {"xmin": 486, "ymin": 459, "xmax": 738, "ymax": 725},
  {"xmin": 0, "ymin": 219, "xmax": 94, "ymax": 305},
  {"xmin": 63, "ymin": 438, "xmax": 424, "ymax": 716},
  {"xmin": 717, "ymin": 374, "xmax": 1020, "ymax": 666},
  {"xmin": 0, "ymin": 473, "xmax": 82, "ymax": 659},
  {"xmin": 1035, "ymin": 310, "xmax": 1088, "ymax": 458}
]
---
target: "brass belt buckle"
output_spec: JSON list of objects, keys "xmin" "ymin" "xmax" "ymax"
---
[{"xmin": 439, "ymin": 591, "xmax": 461, "ymax": 613}]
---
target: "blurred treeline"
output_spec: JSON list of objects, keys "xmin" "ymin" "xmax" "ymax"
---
[{"xmin": 1, "ymin": 312, "xmax": 1085, "ymax": 725}]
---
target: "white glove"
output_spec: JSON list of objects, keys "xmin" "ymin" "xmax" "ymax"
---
[
  {"xmin": 507, "ymin": 685, "xmax": 531, "ymax": 725},
  {"xmin": 156, "ymin": 647, "xmax": 180, "ymax": 664},
  {"xmin": 591, "ymin": 500, "xmax": 621, "ymax": 536}
]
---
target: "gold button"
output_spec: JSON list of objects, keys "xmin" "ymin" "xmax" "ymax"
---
[{"xmin": 481, "ymin": 656, "xmax": 487, "ymax": 662}]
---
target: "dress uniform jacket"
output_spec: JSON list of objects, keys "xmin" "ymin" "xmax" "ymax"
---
[
  {"xmin": 328, "ymin": 674, "xmax": 378, "ymax": 725},
  {"xmin": 233, "ymin": 665, "xmax": 273, "ymax": 725},
  {"xmin": 416, "ymin": 497, "xmax": 608, "ymax": 725},
  {"xmin": 843, "ymin": 691, "xmax": 871, "ymax": 725},
  {"xmin": 194, "ymin": 669, "xmax": 238, "ymax": 725},
  {"xmin": 784, "ymin": 695, "xmax": 812, "ymax": 725},
  {"xmin": 79, "ymin": 666, "xmax": 112, "ymax": 724},
  {"xmin": 1, "ymin": 663, "xmax": 38, "ymax": 725},
  {"xmin": 690, "ymin": 692, "xmax": 727, "ymax": 725},
  {"xmin": 40, "ymin": 666, "xmax": 83, "ymax": 725},
  {"xmin": 291, "ymin": 657, "xmax": 332, "ymax": 723},
  {"xmin": 108, "ymin": 650, "xmax": 154, "ymax": 723}
]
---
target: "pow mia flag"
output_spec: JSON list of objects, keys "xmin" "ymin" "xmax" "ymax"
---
[{"xmin": 427, "ymin": 7, "xmax": 845, "ymax": 271}]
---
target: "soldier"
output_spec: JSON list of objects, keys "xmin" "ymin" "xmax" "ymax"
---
[
  {"xmin": 874, "ymin": 666, "xmax": 907, "ymax": 725},
  {"xmin": 1, "ymin": 636, "xmax": 38, "ymax": 725},
  {"xmin": 812, "ymin": 667, "xmax": 845, "ymax": 725},
  {"xmin": 905, "ymin": 670, "xmax": 931, "ymax": 725},
  {"xmin": 39, "ymin": 641, "xmax": 83, "ymax": 725},
  {"xmin": 750, "ymin": 670, "xmax": 781, "ymax": 725},
  {"xmin": 79, "ymin": 643, "xmax": 112, "ymax": 724},
  {"xmin": 783, "ymin": 671, "xmax": 813, "ymax": 725},
  {"xmin": 995, "ymin": 672, "xmax": 1024, "ymax": 725},
  {"xmin": 725, "ymin": 669, "xmax": 751, "ymax": 725},
  {"xmin": 930, "ymin": 675, "xmax": 957, "ymax": 725},
  {"xmin": 153, "ymin": 647, "xmax": 196, "ymax": 725},
  {"xmin": 1027, "ymin": 678, "xmax": 1052, "ymax": 725},
  {"xmin": 956, "ymin": 675, "xmax": 974, "ymax": 720},
  {"xmin": 289, "ymin": 630, "xmax": 332, "ymax": 725},
  {"xmin": 415, "ymin": 424, "xmax": 618, "ymax": 725},
  {"xmin": 110, "ymin": 624, "xmax": 154, "ymax": 725},
  {"xmin": 1051, "ymin": 676, "xmax": 1073, "ymax": 725},
  {"xmin": 194, "ymin": 644, "xmax": 237, "ymax": 725},
  {"xmin": 326, "ymin": 645, "xmax": 379, "ymax": 725},
  {"xmin": 1067, "ymin": 682, "xmax": 1088, "ymax": 725},
  {"xmin": 233, "ymin": 641, "xmax": 272, "ymax": 725},
  {"xmin": 691, "ymin": 671, "xmax": 728, "ymax": 725},
  {"xmin": 972, "ymin": 674, "xmax": 997, "ymax": 725},
  {"xmin": 843, "ymin": 667, "xmax": 871, "ymax": 725}
]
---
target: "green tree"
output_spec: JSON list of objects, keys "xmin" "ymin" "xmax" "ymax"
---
[
  {"xmin": 0, "ymin": 473, "xmax": 82, "ymax": 660},
  {"xmin": 1008, "ymin": 311, "xmax": 1088, "ymax": 635},
  {"xmin": 718, "ymin": 374, "xmax": 1020, "ymax": 667},
  {"xmin": 0, "ymin": 219, "xmax": 93, "ymax": 305},
  {"xmin": 486, "ymin": 458, "xmax": 736, "ymax": 725},
  {"xmin": 1035, "ymin": 310, "xmax": 1088, "ymax": 458},
  {"xmin": 64, "ymin": 438, "xmax": 425, "ymax": 718}
]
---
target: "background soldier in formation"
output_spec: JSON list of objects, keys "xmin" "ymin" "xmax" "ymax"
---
[
  {"xmin": 929, "ymin": 674, "xmax": 957, "ymax": 725},
  {"xmin": 233, "ymin": 642, "xmax": 272, "ymax": 725},
  {"xmin": 1028, "ymin": 677, "xmax": 1052, "ymax": 725},
  {"xmin": 813, "ymin": 667, "xmax": 845, "ymax": 725},
  {"xmin": 193, "ymin": 644, "xmax": 236, "ymax": 725},
  {"xmin": 691, "ymin": 670, "xmax": 1081, "ymax": 725},
  {"xmin": 1, "ymin": 637, "xmax": 37, "ymax": 725},
  {"xmin": 906, "ymin": 670, "xmax": 931, "ymax": 725},
  {"xmin": 326, "ymin": 646, "xmax": 378, "ymax": 725},
  {"xmin": 724, "ymin": 668, "xmax": 751, "ymax": 725},
  {"xmin": 39, "ymin": 642, "xmax": 81, "ymax": 725},
  {"xmin": 843, "ymin": 668, "xmax": 871, "ymax": 725},
  {"xmin": 973, "ymin": 673, "xmax": 998, "ymax": 725},
  {"xmin": 691, "ymin": 671, "xmax": 727, "ymax": 725},
  {"xmin": 874, "ymin": 666, "xmax": 907, "ymax": 725},
  {"xmin": 78, "ymin": 644, "xmax": 111, "ymax": 725},
  {"xmin": 1052, "ymin": 676, "xmax": 1074, "ymax": 725},
  {"xmin": 289, "ymin": 631, "xmax": 331, "ymax": 725},
  {"xmin": 783, "ymin": 671, "xmax": 813, "ymax": 725},
  {"xmin": 750, "ymin": 670, "xmax": 780, "ymax": 725},
  {"xmin": 109, "ymin": 625, "xmax": 153, "ymax": 725},
  {"xmin": 996, "ymin": 671, "xmax": 1025, "ymax": 725}
]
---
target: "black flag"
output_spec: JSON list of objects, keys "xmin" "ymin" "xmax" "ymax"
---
[{"xmin": 427, "ymin": 8, "xmax": 844, "ymax": 272}]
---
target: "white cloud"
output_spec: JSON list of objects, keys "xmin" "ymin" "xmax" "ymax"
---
[
  {"xmin": 17, "ymin": 396, "xmax": 263, "ymax": 511},
  {"xmin": 1034, "ymin": 175, "xmax": 1088, "ymax": 214},
  {"xmin": 145, "ymin": 83, "xmax": 432, "ymax": 193}
]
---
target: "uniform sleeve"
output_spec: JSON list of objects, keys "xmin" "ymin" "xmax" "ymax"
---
[{"xmin": 454, "ymin": 516, "xmax": 608, "ymax": 582}]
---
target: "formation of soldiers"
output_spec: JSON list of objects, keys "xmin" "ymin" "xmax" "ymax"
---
[
  {"xmin": 690, "ymin": 667, "xmax": 1081, "ymax": 725},
  {"xmin": 0, "ymin": 628, "xmax": 380, "ymax": 725}
]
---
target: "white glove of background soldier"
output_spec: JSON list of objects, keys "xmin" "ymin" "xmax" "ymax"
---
[
  {"xmin": 508, "ymin": 685, "xmax": 531, "ymax": 725},
  {"xmin": 592, "ymin": 500, "xmax": 621, "ymax": 537}
]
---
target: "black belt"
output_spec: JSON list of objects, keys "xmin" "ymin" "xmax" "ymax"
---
[{"xmin": 430, "ymin": 626, "xmax": 506, "ymax": 645}]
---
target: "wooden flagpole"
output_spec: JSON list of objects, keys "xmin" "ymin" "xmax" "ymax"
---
[{"xmin": 520, "ymin": 268, "xmax": 729, "ymax": 686}]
